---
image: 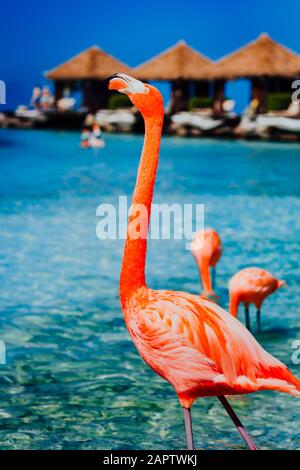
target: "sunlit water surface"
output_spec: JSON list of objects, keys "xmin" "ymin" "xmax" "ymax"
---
[{"xmin": 0, "ymin": 129, "xmax": 299, "ymax": 449}]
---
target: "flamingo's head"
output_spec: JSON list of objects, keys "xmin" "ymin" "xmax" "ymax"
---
[
  {"xmin": 190, "ymin": 230, "xmax": 204, "ymax": 260},
  {"xmin": 108, "ymin": 73, "xmax": 164, "ymax": 118},
  {"xmin": 277, "ymin": 279, "xmax": 286, "ymax": 289}
]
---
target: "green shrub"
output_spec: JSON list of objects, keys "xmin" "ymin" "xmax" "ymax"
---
[
  {"xmin": 108, "ymin": 93, "xmax": 132, "ymax": 110},
  {"xmin": 266, "ymin": 92, "xmax": 291, "ymax": 111},
  {"xmin": 188, "ymin": 96, "xmax": 213, "ymax": 110}
]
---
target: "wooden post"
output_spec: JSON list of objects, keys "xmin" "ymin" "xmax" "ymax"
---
[
  {"xmin": 54, "ymin": 80, "xmax": 64, "ymax": 108},
  {"xmin": 82, "ymin": 80, "xmax": 107, "ymax": 112},
  {"xmin": 213, "ymin": 80, "xmax": 225, "ymax": 115},
  {"xmin": 98, "ymin": 81, "xmax": 109, "ymax": 109},
  {"xmin": 251, "ymin": 78, "xmax": 266, "ymax": 114},
  {"xmin": 194, "ymin": 80, "xmax": 209, "ymax": 98},
  {"xmin": 170, "ymin": 80, "xmax": 190, "ymax": 114}
]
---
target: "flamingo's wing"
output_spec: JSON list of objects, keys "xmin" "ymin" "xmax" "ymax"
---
[{"xmin": 128, "ymin": 289, "xmax": 300, "ymax": 398}]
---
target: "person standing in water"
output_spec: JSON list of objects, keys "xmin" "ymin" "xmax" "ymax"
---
[
  {"xmin": 80, "ymin": 128, "xmax": 91, "ymax": 148},
  {"xmin": 89, "ymin": 123, "xmax": 105, "ymax": 148}
]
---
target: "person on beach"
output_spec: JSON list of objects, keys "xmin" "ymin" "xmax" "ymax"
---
[
  {"xmin": 40, "ymin": 86, "xmax": 53, "ymax": 110},
  {"xmin": 30, "ymin": 87, "xmax": 41, "ymax": 109}
]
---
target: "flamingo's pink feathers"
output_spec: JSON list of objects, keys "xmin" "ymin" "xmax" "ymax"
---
[
  {"xmin": 229, "ymin": 267, "xmax": 285, "ymax": 315},
  {"xmin": 125, "ymin": 288, "xmax": 300, "ymax": 408},
  {"xmin": 191, "ymin": 229, "xmax": 222, "ymax": 296}
]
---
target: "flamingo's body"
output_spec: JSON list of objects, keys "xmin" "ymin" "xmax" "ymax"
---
[
  {"xmin": 125, "ymin": 287, "xmax": 299, "ymax": 408},
  {"xmin": 108, "ymin": 74, "xmax": 300, "ymax": 449},
  {"xmin": 229, "ymin": 267, "xmax": 285, "ymax": 331},
  {"xmin": 191, "ymin": 229, "xmax": 222, "ymax": 297}
]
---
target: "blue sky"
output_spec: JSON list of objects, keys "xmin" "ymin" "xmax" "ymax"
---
[{"xmin": 1, "ymin": 0, "xmax": 300, "ymax": 111}]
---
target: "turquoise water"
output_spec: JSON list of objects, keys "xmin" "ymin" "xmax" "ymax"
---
[{"xmin": 0, "ymin": 129, "xmax": 299, "ymax": 450}]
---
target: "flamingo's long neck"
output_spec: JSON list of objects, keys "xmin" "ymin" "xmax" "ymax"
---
[{"xmin": 120, "ymin": 113, "xmax": 164, "ymax": 308}]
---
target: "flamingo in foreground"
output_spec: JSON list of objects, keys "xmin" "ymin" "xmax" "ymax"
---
[
  {"xmin": 191, "ymin": 228, "xmax": 222, "ymax": 297},
  {"xmin": 229, "ymin": 267, "xmax": 285, "ymax": 332},
  {"xmin": 108, "ymin": 74, "xmax": 300, "ymax": 450}
]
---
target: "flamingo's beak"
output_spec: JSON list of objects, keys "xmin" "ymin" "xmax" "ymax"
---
[
  {"xmin": 108, "ymin": 73, "xmax": 149, "ymax": 95},
  {"xmin": 108, "ymin": 76, "xmax": 126, "ymax": 92}
]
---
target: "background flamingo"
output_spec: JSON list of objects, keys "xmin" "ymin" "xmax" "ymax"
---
[
  {"xmin": 108, "ymin": 74, "xmax": 300, "ymax": 450},
  {"xmin": 229, "ymin": 267, "xmax": 285, "ymax": 332},
  {"xmin": 191, "ymin": 228, "xmax": 222, "ymax": 297}
]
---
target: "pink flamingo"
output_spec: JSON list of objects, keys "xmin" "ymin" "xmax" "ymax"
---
[
  {"xmin": 191, "ymin": 228, "xmax": 222, "ymax": 297},
  {"xmin": 229, "ymin": 267, "xmax": 285, "ymax": 332},
  {"xmin": 108, "ymin": 74, "xmax": 300, "ymax": 450}
]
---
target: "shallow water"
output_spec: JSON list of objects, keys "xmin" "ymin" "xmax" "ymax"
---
[{"xmin": 0, "ymin": 129, "xmax": 299, "ymax": 450}]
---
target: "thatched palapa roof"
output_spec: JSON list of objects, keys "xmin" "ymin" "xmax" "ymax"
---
[
  {"xmin": 134, "ymin": 40, "xmax": 212, "ymax": 81},
  {"xmin": 203, "ymin": 33, "xmax": 300, "ymax": 80},
  {"xmin": 46, "ymin": 46, "xmax": 132, "ymax": 80}
]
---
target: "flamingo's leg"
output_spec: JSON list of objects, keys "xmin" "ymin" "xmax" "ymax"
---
[
  {"xmin": 183, "ymin": 407, "xmax": 194, "ymax": 450},
  {"xmin": 256, "ymin": 309, "xmax": 261, "ymax": 333},
  {"xmin": 212, "ymin": 266, "xmax": 216, "ymax": 290},
  {"xmin": 245, "ymin": 305, "xmax": 251, "ymax": 331},
  {"xmin": 218, "ymin": 396, "xmax": 257, "ymax": 450}
]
